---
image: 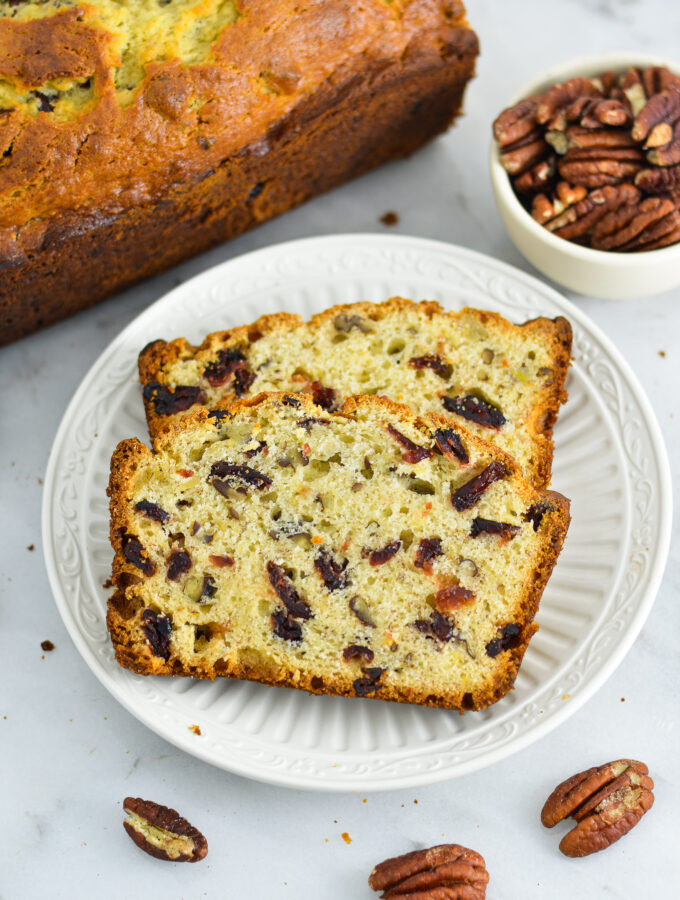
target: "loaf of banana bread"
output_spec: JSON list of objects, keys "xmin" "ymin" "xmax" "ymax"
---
[
  {"xmin": 139, "ymin": 299, "xmax": 572, "ymax": 488},
  {"xmin": 107, "ymin": 392, "xmax": 570, "ymax": 711},
  {"xmin": 0, "ymin": 1, "xmax": 478, "ymax": 344}
]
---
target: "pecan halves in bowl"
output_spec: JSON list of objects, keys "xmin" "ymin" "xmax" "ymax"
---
[
  {"xmin": 369, "ymin": 844, "xmax": 489, "ymax": 899},
  {"xmin": 541, "ymin": 760, "xmax": 654, "ymax": 858},
  {"xmin": 123, "ymin": 797, "xmax": 208, "ymax": 862}
]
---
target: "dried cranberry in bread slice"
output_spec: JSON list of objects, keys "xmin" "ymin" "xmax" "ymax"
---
[
  {"xmin": 139, "ymin": 298, "xmax": 572, "ymax": 489},
  {"xmin": 107, "ymin": 393, "xmax": 570, "ymax": 711}
]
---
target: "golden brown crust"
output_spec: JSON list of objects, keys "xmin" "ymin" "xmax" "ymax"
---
[
  {"xmin": 0, "ymin": 3, "xmax": 478, "ymax": 343},
  {"xmin": 138, "ymin": 297, "xmax": 572, "ymax": 489},
  {"xmin": 107, "ymin": 391, "xmax": 570, "ymax": 710}
]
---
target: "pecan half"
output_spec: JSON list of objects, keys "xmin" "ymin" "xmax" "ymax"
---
[
  {"xmin": 513, "ymin": 156, "xmax": 556, "ymax": 194},
  {"xmin": 493, "ymin": 96, "xmax": 540, "ymax": 149},
  {"xmin": 547, "ymin": 183, "xmax": 641, "ymax": 242},
  {"xmin": 333, "ymin": 312, "xmax": 374, "ymax": 333},
  {"xmin": 636, "ymin": 163, "xmax": 680, "ymax": 193},
  {"xmin": 369, "ymin": 843, "xmax": 489, "ymax": 899},
  {"xmin": 123, "ymin": 797, "xmax": 207, "ymax": 863},
  {"xmin": 541, "ymin": 759, "xmax": 654, "ymax": 858},
  {"xmin": 558, "ymin": 146, "xmax": 644, "ymax": 189},
  {"xmin": 632, "ymin": 85, "xmax": 680, "ymax": 146},
  {"xmin": 591, "ymin": 194, "xmax": 679, "ymax": 251},
  {"xmin": 537, "ymin": 77, "xmax": 602, "ymax": 128}
]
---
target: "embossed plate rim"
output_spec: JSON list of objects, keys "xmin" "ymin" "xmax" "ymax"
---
[{"xmin": 42, "ymin": 234, "xmax": 672, "ymax": 791}]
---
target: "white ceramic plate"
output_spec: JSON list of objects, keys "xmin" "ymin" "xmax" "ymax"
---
[{"xmin": 42, "ymin": 234, "xmax": 671, "ymax": 792}]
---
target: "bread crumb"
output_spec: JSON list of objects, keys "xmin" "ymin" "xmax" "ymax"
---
[
  {"xmin": 658, "ymin": 350, "xmax": 666, "ymax": 357},
  {"xmin": 189, "ymin": 724, "xmax": 202, "ymax": 735},
  {"xmin": 362, "ymin": 798, "xmax": 367, "ymax": 804},
  {"xmin": 27, "ymin": 544, "xmax": 35, "ymax": 552},
  {"xmin": 621, "ymin": 697, "xmax": 625, "ymax": 702},
  {"xmin": 41, "ymin": 640, "xmax": 55, "ymax": 652},
  {"xmin": 341, "ymin": 832, "xmax": 352, "ymax": 844},
  {"xmin": 561, "ymin": 693, "xmax": 570, "ymax": 701},
  {"xmin": 380, "ymin": 211, "xmax": 399, "ymax": 226}
]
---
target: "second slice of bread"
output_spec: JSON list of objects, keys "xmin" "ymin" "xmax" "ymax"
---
[{"xmin": 139, "ymin": 299, "xmax": 571, "ymax": 489}]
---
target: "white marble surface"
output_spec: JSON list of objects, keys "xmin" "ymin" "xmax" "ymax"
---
[{"xmin": 2, "ymin": 2, "xmax": 680, "ymax": 897}]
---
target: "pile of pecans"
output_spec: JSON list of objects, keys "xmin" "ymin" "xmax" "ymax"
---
[{"xmin": 494, "ymin": 66, "xmax": 680, "ymax": 251}]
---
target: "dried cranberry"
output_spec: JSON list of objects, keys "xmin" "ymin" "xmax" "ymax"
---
[
  {"xmin": 210, "ymin": 461, "xmax": 272, "ymax": 490},
  {"xmin": 433, "ymin": 428, "xmax": 470, "ymax": 465},
  {"xmin": 271, "ymin": 608, "xmax": 303, "ymax": 643},
  {"xmin": 524, "ymin": 503, "xmax": 549, "ymax": 531},
  {"xmin": 141, "ymin": 610, "xmax": 172, "ymax": 660},
  {"xmin": 296, "ymin": 417, "xmax": 331, "ymax": 430},
  {"xmin": 167, "ymin": 550, "xmax": 192, "ymax": 581},
  {"xmin": 368, "ymin": 540, "xmax": 401, "ymax": 566},
  {"xmin": 122, "ymin": 534, "xmax": 155, "ymax": 576},
  {"xmin": 233, "ymin": 366, "xmax": 256, "ymax": 396},
  {"xmin": 200, "ymin": 575, "xmax": 217, "ymax": 600},
  {"xmin": 415, "ymin": 611, "xmax": 455, "ymax": 642},
  {"xmin": 386, "ymin": 424, "xmax": 432, "ymax": 464},
  {"xmin": 314, "ymin": 548, "xmax": 350, "ymax": 591},
  {"xmin": 470, "ymin": 517, "xmax": 521, "ymax": 540},
  {"xmin": 143, "ymin": 383, "xmax": 205, "ymax": 416},
  {"xmin": 208, "ymin": 409, "xmax": 233, "ymax": 424},
  {"xmin": 209, "ymin": 554, "xmax": 234, "ymax": 568},
  {"xmin": 486, "ymin": 624, "xmax": 521, "ymax": 658},
  {"xmin": 203, "ymin": 348, "xmax": 247, "ymax": 387},
  {"xmin": 310, "ymin": 381, "xmax": 338, "ymax": 411},
  {"xmin": 35, "ymin": 91, "xmax": 54, "ymax": 113},
  {"xmin": 353, "ymin": 667, "xmax": 385, "ymax": 696},
  {"xmin": 134, "ymin": 500, "xmax": 170, "ymax": 523},
  {"xmin": 408, "ymin": 355, "xmax": 452, "ymax": 379},
  {"xmin": 267, "ymin": 562, "xmax": 312, "ymax": 619},
  {"xmin": 442, "ymin": 394, "xmax": 506, "ymax": 429},
  {"xmin": 244, "ymin": 440, "xmax": 267, "ymax": 459},
  {"xmin": 414, "ymin": 538, "xmax": 443, "ymax": 570},
  {"xmin": 343, "ymin": 645, "xmax": 375, "ymax": 663},
  {"xmin": 434, "ymin": 585, "xmax": 475, "ymax": 614},
  {"xmin": 451, "ymin": 462, "xmax": 507, "ymax": 511}
]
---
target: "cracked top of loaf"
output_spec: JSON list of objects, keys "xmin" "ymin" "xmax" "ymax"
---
[{"xmin": 0, "ymin": 0, "xmax": 477, "ymax": 254}]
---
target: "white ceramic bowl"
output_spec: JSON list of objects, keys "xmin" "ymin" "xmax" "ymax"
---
[{"xmin": 489, "ymin": 52, "xmax": 680, "ymax": 300}]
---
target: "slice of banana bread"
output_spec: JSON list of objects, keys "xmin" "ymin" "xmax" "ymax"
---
[
  {"xmin": 107, "ymin": 392, "xmax": 570, "ymax": 711},
  {"xmin": 138, "ymin": 298, "xmax": 572, "ymax": 489}
]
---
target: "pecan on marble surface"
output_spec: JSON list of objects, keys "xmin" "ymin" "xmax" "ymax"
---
[
  {"xmin": 369, "ymin": 843, "xmax": 489, "ymax": 899},
  {"xmin": 541, "ymin": 759, "xmax": 654, "ymax": 858},
  {"xmin": 123, "ymin": 797, "xmax": 208, "ymax": 862}
]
